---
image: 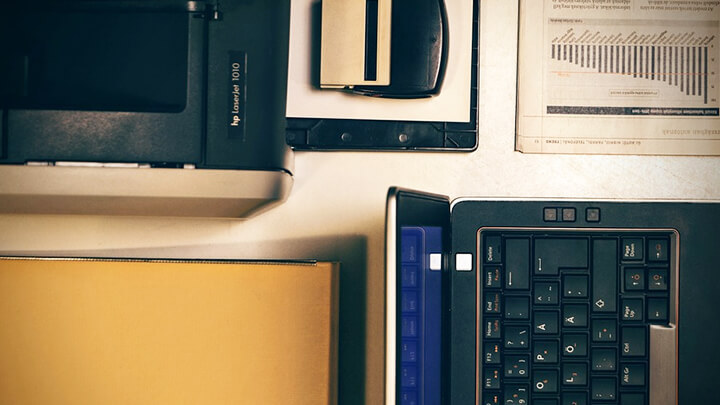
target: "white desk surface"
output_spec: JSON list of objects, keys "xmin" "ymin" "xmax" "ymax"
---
[{"xmin": 1, "ymin": 2, "xmax": 719, "ymax": 404}]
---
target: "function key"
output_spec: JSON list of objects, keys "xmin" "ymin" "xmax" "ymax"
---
[
  {"xmin": 534, "ymin": 311, "xmax": 559, "ymax": 334},
  {"xmin": 591, "ymin": 377, "xmax": 616, "ymax": 401},
  {"xmin": 624, "ymin": 267, "xmax": 645, "ymax": 291},
  {"xmin": 647, "ymin": 298, "xmax": 669, "ymax": 322},
  {"xmin": 534, "ymin": 282, "xmax": 559, "ymax": 305},
  {"xmin": 400, "ymin": 391, "xmax": 417, "ymax": 405},
  {"xmin": 504, "ymin": 326, "xmax": 530, "ymax": 349},
  {"xmin": 648, "ymin": 268, "xmax": 668, "ymax": 290},
  {"xmin": 401, "ymin": 341, "xmax": 417, "ymax": 362},
  {"xmin": 533, "ymin": 340, "xmax": 558, "ymax": 363},
  {"xmin": 505, "ymin": 297, "xmax": 530, "ymax": 319},
  {"xmin": 482, "ymin": 392, "xmax": 500, "ymax": 405},
  {"xmin": 622, "ymin": 238, "xmax": 644, "ymax": 261},
  {"xmin": 621, "ymin": 326, "xmax": 646, "ymax": 357},
  {"xmin": 621, "ymin": 363, "xmax": 646, "ymax": 386},
  {"xmin": 484, "ymin": 236, "xmax": 502, "ymax": 264},
  {"xmin": 484, "ymin": 266, "xmax": 502, "ymax": 288},
  {"xmin": 592, "ymin": 319, "xmax": 617, "ymax": 342},
  {"xmin": 563, "ymin": 274, "xmax": 588, "ymax": 298},
  {"xmin": 483, "ymin": 342, "xmax": 501, "ymax": 364},
  {"xmin": 562, "ymin": 333, "xmax": 588, "ymax": 357},
  {"xmin": 401, "ymin": 366, "xmax": 417, "ymax": 388},
  {"xmin": 484, "ymin": 368, "xmax": 501, "ymax": 389},
  {"xmin": 648, "ymin": 238, "xmax": 669, "ymax": 262},
  {"xmin": 622, "ymin": 298, "xmax": 643, "ymax": 321},
  {"xmin": 533, "ymin": 370, "xmax": 558, "ymax": 393}
]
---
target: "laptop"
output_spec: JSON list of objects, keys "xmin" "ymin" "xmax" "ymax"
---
[{"xmin": 385, "ymin": 187, "xmax": 719, "ymax": 404}]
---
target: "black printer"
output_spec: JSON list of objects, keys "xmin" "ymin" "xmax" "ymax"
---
[{"xmin": 0, "ymin": 0, "xmax": 293, "ymax": 217}]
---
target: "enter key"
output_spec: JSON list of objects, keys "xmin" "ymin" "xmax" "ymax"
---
[{"xmin": 534, "ymin": 238, "xmax": 589, "ymax": 275}]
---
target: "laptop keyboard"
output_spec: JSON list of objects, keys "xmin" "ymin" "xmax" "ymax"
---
[{"xmin": 480, "ymin": 230, "xmax": 674, "ymax": 405}]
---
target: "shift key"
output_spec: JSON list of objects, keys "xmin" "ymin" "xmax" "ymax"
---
[
  {"xmin": 593, "ymin": 239, "xmax": 617, "ymax": 312},
  {"xmin": 505, "ymin": 239, "xmax": 530, "ymax": 290}
]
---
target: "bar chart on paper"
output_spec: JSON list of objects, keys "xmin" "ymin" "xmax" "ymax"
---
[{"xmin": 545, "ymin": 19, "xmax": 719, "ymax": 116}]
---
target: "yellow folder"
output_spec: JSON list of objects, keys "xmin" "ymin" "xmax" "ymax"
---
[{"xmin": 0, "ymin": 257, "xmax": 338, "ymax": 405}]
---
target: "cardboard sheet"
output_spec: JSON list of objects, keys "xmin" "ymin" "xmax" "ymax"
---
[{"xmin": 0, "ymin": 258, "xmax": 339, "ymax": 405}]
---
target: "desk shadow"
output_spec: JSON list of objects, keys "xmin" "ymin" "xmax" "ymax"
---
[{"xmin": 2, "ymin": 234, "xmax": 369, "ymax": 405}]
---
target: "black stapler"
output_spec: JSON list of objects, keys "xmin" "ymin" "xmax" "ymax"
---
[{"xmin": 320, "ymin": 0, "xmax": 448, "ymax": 98}]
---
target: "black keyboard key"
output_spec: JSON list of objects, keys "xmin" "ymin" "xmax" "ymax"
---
[
  {"xmin": 648, "ymin": 268, "xmax": 668, "ymax": 290},
  {"xmin": 533, "ymin": 340, "xmax": 559, "ymax": 363},
  {"xmin": 504, "ymin": 355, "xmax": 529, "ymax": 378},
  {"xmin": 591, "ymin": 348, "xmax": 617, "ymax": 371},
  {"xmin": 624, "ymin": 267, "xmax": 645, "ymax": 291},
  {"xmin": 483, "ymin": 342, "xmax": 501, "ymax": 364},
  {"xmin": 505, "ymin": 238, "xmax": 530, "ymax": 289},
  {"xmin": 562, "ymin": 392, "xmax": 587, "ymax": 405},
  {"xmin": 563, "ymin": 304, "xmax": 588, "ymax": 327},
  {"xmin": 621, "ymin": 392, "xmax": 645, "ymax": 405},
  {"xmin": 592, "ymin": 239, "xmax": 617, "ymax": 313},
  {"xmin": 563, "ymin": 274, "xmax": 588, "ymax": 298},
  {"xmin": 534, "ymin": 400, "xmax": 558, "ymax": 405},
  {"xmin": 504, "ymin": 326, "xmax": 530, "ymax": 349},
  {"xmin": 648, "ymin": 238, "xmax": 668, "ymax": 262},
  {"xmin": 647, "ymin": 298, "xmax": 668, "ymax": 322},
  {"xmin": 534, "ymin": 281, "xmax": 559, "ymax": 305},
  {"xmin": 505, "ymin": 297, "xmax": 530, "ymax": 319},
  {"xmin": 622, "ymin": 298, "xmax": 643, "ymax": 321},
  {"xmin": 484, "ymin": 266, "xmax": 502, "ymax": 288},
  {"xmin": 484, "ymin": 367, "xmax": 501, "ymax": 389},
  {"xmin": 482, "ymin": 392, "xmax": 501, "ymax": 405},
  {"xmin": 621, "ymin": 326, "xmax": 646, "ymax": 357},
  {"xmin": 534, "ymin": 238, "xmax": 588, "ymax": 275},
  {"xmin": 562, "ymin": 333, "xmax": 587, "ymax": 357},
  {"xmin": 484, "ymin": 235, "xmax": 501, "ymax": 263},
  {"xmin": 592, "ymin": 319, "xmax": 617, "ymax": 342},
  {"xmin": 534, "ymin": 311, "xmax": 559, "ymax": 334},
  {"xmin": 621, "ymin": 363, "xmax": 646, "ymax": 386},
  {"xmin": 591, "ymin": 377, "xmax": 616, "ymax": 401},
  {"xmin": 484, "ymin": 292, "xmax": 501, "ymax": 314},
  {"xmin": 533, "ymin": 370, "xmax": 558, "ymax": 393},
  {"xmin": 622, "ymin": 238, "xmax": 643, "ymax": 260},
  {"xmin": 562, "ymin": 362, "xmax": 587, "ymax": 385},
  {"xmin": 504, "ymin": 385, "xmax": 529, "ymax": 405},
  {"xmin": 484, "ymin": 318, "xmax": 501, "ymax": 339}
]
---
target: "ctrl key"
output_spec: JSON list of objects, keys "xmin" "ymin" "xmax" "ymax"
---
[{"xmin": 621, "ymin": 326, "xmax": 646, "ymax": 357}]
